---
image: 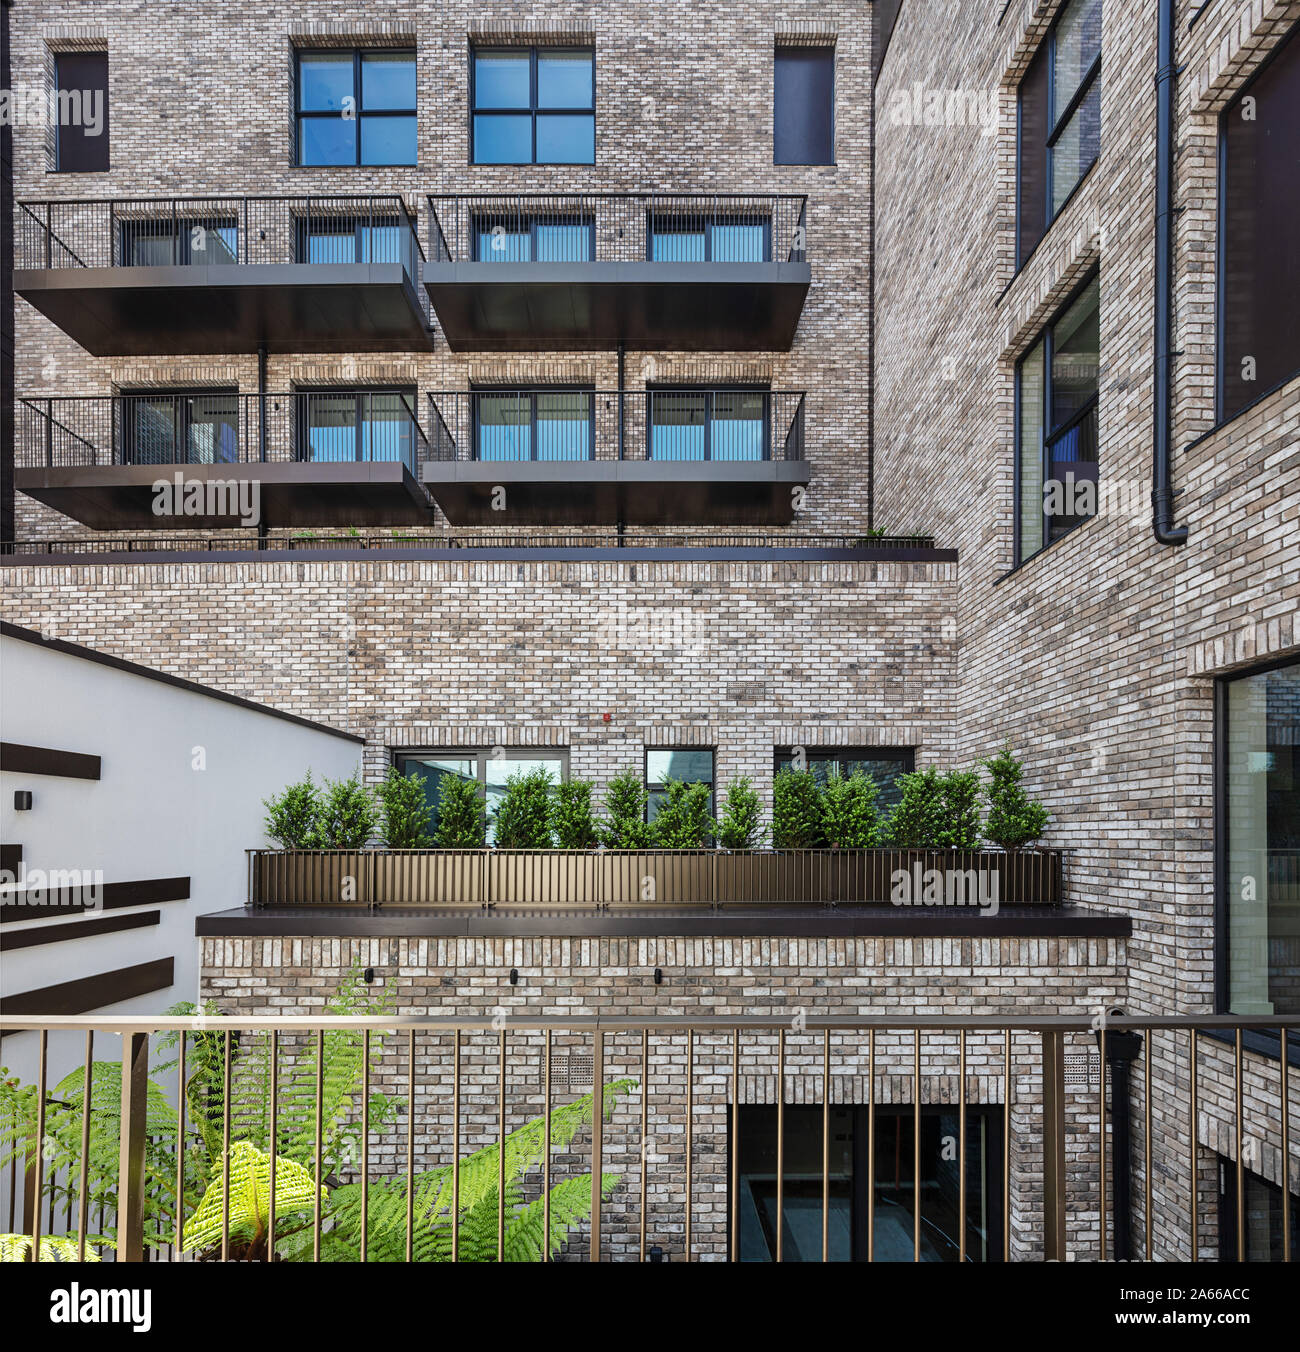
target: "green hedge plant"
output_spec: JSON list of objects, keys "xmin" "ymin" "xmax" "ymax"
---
[
  {"xmin": 376, "ymin": 766, "xmax": 433, "ymax": 848},
  {"xmin": 492, "ymin": 767, "xmax": 555, "ymax": 848},
  {"xmin": 263, "ymin": 773, "xmax": 321, "ymax": 848},
  {"xmin": 716, "ymin": 777, "xmax": 765, "ymax": 850},
  {"xmin": 982, "ymin": 745, "xmax": 1049, "ymax": 851},
  {"xmin": 552, "ymin": 779, "xmax": 600, "ymax": 849},
  {"xmin": 936, "ymin": 768, "xmax": 982, "ymax": 849},
  {"xmin": 886, "ymin": 766, "xmax": 948, "ymax": 847},
  {"xmin": 599, "ymin": 767, "xmax": 654, "ymax": 849},
  {"xmin": 820, "ymin": 770, "xmax": 882, "ymax": 848},
  {"xmin": 651, "ymin": 779, "xmax": 714, "ymax": 848},
  {"xmin": 434, "ymin": 775, "xmax": 487, "ymax": 848},
  {"xmin": 312, "ymin": 774, "xmax": 378, "ymax": 849},
  {"xmin": 772, "ymin": 767, "xmax": 824, "ymax": 848}
]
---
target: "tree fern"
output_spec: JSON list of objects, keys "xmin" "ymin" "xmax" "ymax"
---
[
  {"xmin": 183, "ymin": 1142, "xmax": 324, "ymax": 1260},
  {"xmin": 0, "ymin": 1233, "xmax": 101, "ymax": 1263}
]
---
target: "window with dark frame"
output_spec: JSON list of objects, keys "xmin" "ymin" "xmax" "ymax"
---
[
  {"xmin": 471, "ymin": 46, "xmax": 595, "ymax": 165},
  {"xmin": 471, "ymin": 214, "xmax": 594, "ymax": 262},
  {"xmin": 648, "ymin": 214, "xmax": 771, "ymax": 263},
  {"xmin": 295, "ymin": 389, "xmax": 419, "ymax": 466},
  {"xmin": 773, "ymin": 747, "xmax": 916, "ymax": 810},
  {"xmin": 394, "ymin": 750, "xmax": 568, "ymax": 844},
  {"xmin": 774, "ymin": 45, "xmax": 835, "ymax": 165},
  {"xmin": 53, "ymin": 51, "xmax": 109, "ymax": 173},
  {"xmin": 1218, "ymin": 657, "xmax": 1300, "ymax": 1021},
  {"xmin": 295, "ymin": 48, "xmax": 417, "ymax": 167},
  {"xmin": 293, "ymin": 215, "xmax": 404, "ymax": 265},
  {"xmin": 1218, "ymin": 1158, "xmax": 1299, "ymax": 1261},
  {"xmin": 470, "ymin": 388, "xmax": 595, "ymax": 463},
  {"xmin": 647, "ymin": 388, "xmax": 771, "ymax": 463},
  {"xmin": 119, "ymin": 216, "xmax": 237, "ymax": 267},
  {"xmin": 644, "ymin": 749, "xmax": 715, "ymax": 822},
  {"xmin": 120, "ymin": 390, "xmax": 239, "ymax": 467},
  {"xmin": 733, "ymin": 1105, "xmax": 1003, "ymax": 1262},
  {"xmin": 1016, "ymin": 0, "xmax": 1101, "ymax": 267},
  {"xmin": 1218, "ymin": 22, "xmax": 1300, "ymax": 422},
  {"xmin": 1014, "ymin": 270, "xmax": 1100, "ymax": 564}
]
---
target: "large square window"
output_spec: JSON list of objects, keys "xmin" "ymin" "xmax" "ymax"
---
[
  {"xmin": 472, "ymin": 47, "xmax": 595, "ymax": 164},
  {"xmin": 395, "ymin": 750, "xmax": 567, "ymax": 845},
  {"xmin": 1017, "ymin": 0, "xmax": 1101, "ymax": 266},
  {"xmin": 645, "ymin": 749, "xmax": 715, "ymax": 821},
  {"xmin": 1014, "ymin": 271, "xmax": 1100, "ymax": 563},
  {"xmin": 295, "ymin": 49, "xmax": 417, "ymax": 166},
  {"xmin": 296, "ymin": 389, "xmax": 419, "ymax": 466},
  {"xmin": 471, "ymin": 389, "xmax": 593, "ymax": 462},
  {"xmin": 120, "ymin": 390, "xmax": 239, "ymax": 466},
  {"xmin": 773, "ymin": 747, "xmax": 915, "ymax": 810},
  {"xmin": 647, "ymin": 389, "xmax": 769, "ymax": 462}
]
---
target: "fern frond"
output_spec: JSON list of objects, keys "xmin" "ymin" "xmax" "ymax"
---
[
  {"xmin": 503, "ymin": 1172, "xmax": 621, "ymax": 1262},
  {"xmin": 0, "ymin": 1233, "xmax": 101, "ymax": 1263},
  {"xmin": 183, "ymin": 1141, "xmax": 324, "ymax": 1256}
]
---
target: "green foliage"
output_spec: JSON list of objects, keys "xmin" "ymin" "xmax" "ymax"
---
[
  {"xmin": 716, "ymin": 777, "xmax": 766, "ymax": 850},
  {"xmin": 322, "ymin": 1079, "xmax": 635, "ymax": 1262},
  {"xmin": 0, "ymin": 1233, "xmax": 99, "ymax": 1262},
  {"xmin": 311, "ymin": 773, "xmax": 378, "ymax": 849},
  {"xmin": 492, "ymin": 766, "xmax": 556, "ymax": 848},
  {"xmin": 820, "ymin": 770, "xmax": 882, "ymax": 848},
  {"xmin": 772, "ymin": 767, "xmax": 824, "ymax": 848},
  {"xmin": 376, "ymin": 766, "xmax": 433, "ymax": 848},
  {"xmin": 552, "ymin": 779, "xmax": 599, "ymax": 849},
  {"xmin": 885, "ymin": 766, "xmax": 949, "ymax": 847},
  {"xmin": 982, "ymin": 744, "xmax": 1050, "ymax": 850},
  {"xmin": 599, "ymin": 766, "xmax": 654, "ymax": 849},
  {"xmin": 263, "ymin": 774, "xmax": 321, "ymax": 848},
  {"xmin": 434, "ymin": 774, "xmax": 487, "ymax": 848},
  {"xmin": 651, "ymin": 779, "xmax": 714, "ymax": 848},
  {"xmin": 937, "ymin": 768, "xmax": 983, "ymax": 849},
  {"xmin": 184, "ymin": 1142, "xmax": 324, "ymax": 1259}
]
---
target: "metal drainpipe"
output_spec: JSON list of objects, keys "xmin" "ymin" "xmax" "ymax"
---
[
  {"xmin": 1152, "ymin": 0, "xmax": 1189, "ymax": 545},
  {"xmin": 617, "ymin": 341, "xmax": 625, "ymax": 547},
  {"xmin": 257, "ymin": 343, "xmax": 268, "ymax": 549},
  {"xmin": 1099, "ymin": 1026, "xmax": 1144, "ymax": 1260}
]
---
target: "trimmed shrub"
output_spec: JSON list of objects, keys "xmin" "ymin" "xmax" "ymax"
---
[
  {"xmin": 434, "ymin": 774, "xmax": 486, "ymax": 848},
  {"xmin": 312, "ymin": 774, "xmax": 378, "ymax": 849},
  {"xmin": 937, "ymin": 769, "xmax": 982, "ymax": 849},
  {"xmin": 886, "ymin": 766, "xmax": 948, "ymax": 847},
  {"xmin": 376, "ymin": 766, "xmax": 433, "ymax": 848},
  {"xmin": 552, "ymin": 779, "xmax": 600, "ymax": 849},
  {"xmin": 982, "ymin": 745, "xmax": 1050, "ymax": 850},
  {"xmin": 263, "ymin": 774, "xmax": 321, "ymax": 848},
  {"xmin": 716, "ymin": 777, "xmax": 766, "ymax": 850},
  {"xmin": 599, "ymin": 766, "xmax": 655, "ymax": 849},
  {"xmin": 772, "ymin": 767, "xmax": 824, "ymax": 849},
  {"xmin": 492, "ymin": 767, "xmax": 555, "ymax": 848},
  {"xmin": 820, "ymin": 770, "xmax": 882, "ymax": 848},
  {"xmin": 651, "ymin": 779, "xmax": 714, "ymax": 848}
]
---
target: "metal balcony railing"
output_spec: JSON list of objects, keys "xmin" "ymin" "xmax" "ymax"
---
[
  {"xmin": 427, "ymin": 389, "xmax": 806, "ymax": 463},
  {"xmin": 15, "ymin": 194, "xmax": 430, "ymax": 322},
  {"xmin": 16, "ymin": 393, "xmax": 428, "ymax": 478},
  {"xmin": 0, "ymin": 1013, "xmax": 1293, "ymax": 1263},
  {"xmin": 426, "ymin": 193, "xmax": 809, "ymax": 265}
]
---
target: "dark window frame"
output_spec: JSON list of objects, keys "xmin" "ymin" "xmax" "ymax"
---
[
  {"xmin": 293, "ymin": 47, "xmax": 417, "ymax": 168},
  {"xmin": 643, "ymin": 747, "xmax": 716, "ymax": 821},
  {"xmin": 1012, "ymin": 266, "xmax": 1101, "ymax": 567},
  {"xmin": 645, "ymin": 385, "xmax": 773, "ymax": 463},
  {"xmin": 292, "ymin": 214, "xmax": 403, "ymax": 265},
  {"xmin": 118, "ymin": 388, "xmax": 240, "ymax": 467},
  {"xmin": 646, "ymin": 213, "xmax": 773, "ymax": 263},
  {"xmin": 119, "ymin": 215, "xmax": 239, "ymax": 267},
  {"xmin": 469, "ymin": 44, "xmax": 596, "ymax": 166},
  {"xmin": 469, "ymin": 385, "xmax": 597, "ymax": 463},
  {"xmin": 773, "ymin": 746, "xmax": 917, "ymax": 808},
  {"xmin": 1215, "ymin": 21, "xmax": 1300, "ymax": 424},
  {"xmin": 293, "ymin": 386, "xmax": 419, "ymax": 464},
  {"xmin": 393, "ymin": 748, "xmax": 570, "ymax": 840},
  {"xmin": 1212, "ymin": 653, "xmax": 1300, "ymax": 1067},
  {"xmin": 1016, "ymin": 0, "xmax": 1101, "ymax": 269},
  {"xmin": 469, "ymin": 213, "xmax": 596, "ymax": 262},
  {"xmin": 53, "ymin": 50, "xmax": 109, "ymax": 174},
  {"xmin": 773, "ymin": 44, "xmax": 836, "ymax": 167},
  {"xmin": 1217, "ymin": 1156, "xmax": 1300, "ymax": 1260}
]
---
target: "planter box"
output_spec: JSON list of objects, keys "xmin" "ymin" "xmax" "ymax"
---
[{"xmin": 248, "ymin": 848, "xmax": 1064, "ymax": 909}]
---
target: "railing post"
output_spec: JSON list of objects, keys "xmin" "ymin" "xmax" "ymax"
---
[
  {"xmin": 590, "ymin": 1030, "xmax": 604, "ymax": 1262},
  {"xmin": 1041, "ymin": 1029, "xmax": 1067, "ymax": 1261},
  {"xmin": 117, "ymin": 1031, "xmax": 149, "ymax": 1263}
]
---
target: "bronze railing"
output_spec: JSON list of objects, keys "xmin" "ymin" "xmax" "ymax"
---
[
  {"xmin": 0, "ymin": 1013, "xmax": 1293, "ymax": 1263},
  {"xmin": 246, "ymin": 847, "xmax": 1066, "ymax": 908}
]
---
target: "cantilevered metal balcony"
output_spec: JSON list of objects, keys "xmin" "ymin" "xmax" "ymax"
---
[
  {"xmin": 424, "ymin": 194, "xmax": 811, "ymax": 351},
  {"xmin": 15, "ymin": 393, "xmax": 435, "ymax": 529},
  {"xmin": 14, "ymin": 196, "xmax": 434, "ymax": 355},
  {"xmin": 424, "ymin": 388, "xmax": 809, "ymax": 526}
]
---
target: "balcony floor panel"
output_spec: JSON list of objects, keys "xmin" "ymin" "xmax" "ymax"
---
[
  {"xmin": 15, "ymin": 462, "xmax": 436, "ymax": 530},
  {"xmin": 14, "ymin": 264, "xmax": 434, "ymax": 355},
  {"xmin": 424, "ymin": 262, "xmax": 811, "ymax": 351},
  {"xmin": 421, "ymin": 459, "xmax": 810, "ymax": 526}
]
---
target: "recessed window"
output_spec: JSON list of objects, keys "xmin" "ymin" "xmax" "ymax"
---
[
  {"xmin": 395, "ymin": 751, "xmax": 567, "ymax": 844},
  {"xmin": 1219, "ymin": 658, "xmax": 1300, "ymax": 1018},
  {"xmin": 774, "ymin": 45, "xmax": 835, "ymax": 165},
  {"xmin": 471, "ymin": 213, "xmax": 594, "ymax": 262},
  {"xmin": 294, "ymin": 215, "xmax": 404, "ymax": 265},
  {"xmin": 120, "ymin": 216, "xmax": 237, "ymax": 266},
  {"xmin": 296, "ymin": 390, "xmax": 420, "ymax": 465},
  {"xmin": 648, "ymin": 388, "xmax": 770, "ymax": 463},
  {"xmin": 1015, "ymin": 271, "xmax": 1100, "ymax": 563},
  {"xmin": 644, "ymin": 749, "xmax": 714, "ymax": 821},
  {"xmin": 1017, "ymin": 0, "xmax": 1101, "ymax": 265},
  {"xmin": 53, "ymin": 51, "xmax": 109, "ymax": 173},
  {"xmin": 1218, "ymin": 1159, "xmax": 1300, "ymax": 1261},
  {"xmin": 649, "ymin": 214, "xmax": 771, "ymax": 263},
  {"xmin": 471, "ymin": 47, "xmax": 595, "ymax": 165},
  {"xmin": 121, "ymin": 390, "xmax": 239, "ymax": 466},
  {"xmin": 734, "ymin": 1105, "xmax": 1003, "ymax": 1262},
  {"xmin": 471, "ymin": 388, "xmax": 594, "ymax": 462},
  {"xmin": 1218, "ymin": 23, "xmax": 1300, "ymax": 421},
  {"xmin": 773, "ymin": 747, "xmax": 915, "ymax": 809},
  {"xmin": 295, "ymin": 49, "xmax": 417, "ymax": 166}
]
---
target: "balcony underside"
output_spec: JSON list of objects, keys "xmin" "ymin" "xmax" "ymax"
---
[
  {"xmin": 14, "ymin": 264, "xmax": 434, "ymax": 355},
  {"xmin": 15, "ymin": 462, "xmax": 436, "ymax": 530},
  {"xmin": 421, "ymin": 460, "xmax": 811, "ymax": 526},
  {"xmin": 423, "ymin": 262, "xmax": 811, "ymax": 351}
]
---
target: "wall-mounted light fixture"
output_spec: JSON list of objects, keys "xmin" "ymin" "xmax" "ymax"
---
[
  {"xmin": 13, "ymin": 791, "xmax": 33, "ymax": 811},
  {"xmin": 509, "ymin": 968, "xmax": 519, "ymax": 985},
  {"xmin": 363, "ymin": 967, "xmax": 374, "ymax": 984},
  {"xmin": 653, "ymin": 968, "xmax": 663, "ymax": 985}
]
